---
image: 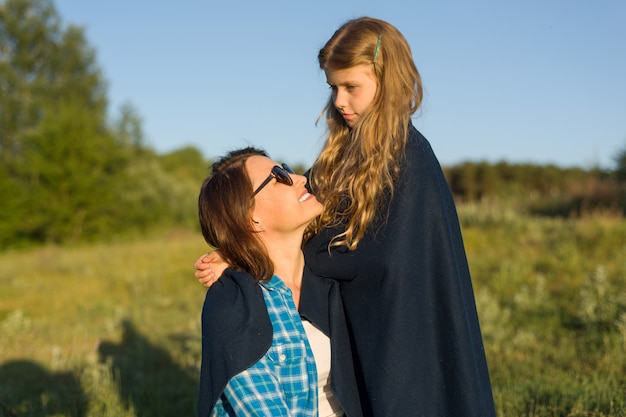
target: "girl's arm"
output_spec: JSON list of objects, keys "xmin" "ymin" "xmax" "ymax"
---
[{"xmin": 194, "ymin": 251, "xmax": 228, "ymax": 288}]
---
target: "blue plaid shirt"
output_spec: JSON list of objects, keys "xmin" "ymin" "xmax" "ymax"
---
[{"xmin": 211, "ymin": 275, "xmax": 318, "ymax": 416}]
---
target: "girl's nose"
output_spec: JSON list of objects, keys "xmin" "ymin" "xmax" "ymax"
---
[{"xmin": 333, "ymin": 91, "xmax": 346, "ymax": 110}]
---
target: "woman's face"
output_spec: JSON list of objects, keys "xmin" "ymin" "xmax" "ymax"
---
[
  {"xmin": 325, "ymin": 64, "xmax": 378, "ymax": 127},
  {"xmin": 247, "ymin": 155, "xmax": 322, "ymax": 235}
]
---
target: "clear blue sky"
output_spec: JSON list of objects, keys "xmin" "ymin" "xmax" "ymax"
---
[{"xmin": 54, "ymin": 0, "xmax": 626, "ymax": 169}]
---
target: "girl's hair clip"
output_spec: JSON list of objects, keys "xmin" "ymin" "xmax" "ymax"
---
[{"xmin": 373, "ymin": 34, "xmax": 382, "ymax": 61}]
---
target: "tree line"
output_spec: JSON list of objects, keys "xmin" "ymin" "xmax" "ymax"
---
[
  {"xmin": 0, "ymin": 0, "xmax": 208, "ymax": 249},
  {"xmin": 443, "ymin": 160, "xmax": 626, "ymax": 217},
  {"xmin": 1, "ymin": 0, "xmax": 625, "ymax": 250}
]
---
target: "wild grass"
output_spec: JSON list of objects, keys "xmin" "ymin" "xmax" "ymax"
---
[
  {"xmin": 0, "ymin": 229, "xmax": 208, "ymax": 416},
  {"xmin": 1, "ymin": 209, "xmax": 625, "ymax": 416},
  {"xmin": 461, "ymin": 203, "xmax": 626, "ymax": 416}
]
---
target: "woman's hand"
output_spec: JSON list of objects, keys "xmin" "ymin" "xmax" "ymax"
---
[{"xmin": 193, "ymin": 251, "xmax": 228, "ymax": 288}]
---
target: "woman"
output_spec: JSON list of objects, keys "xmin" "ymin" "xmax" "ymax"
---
[{"xmin": 197, "ymin": 147, "xmax": 356, "ymax": 416}]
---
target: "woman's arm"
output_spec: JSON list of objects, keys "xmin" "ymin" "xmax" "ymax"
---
[
  {"xmin": 217, "ymin": 359, "xmax": 292, "ymax": 416},
  {"xmin": 194, "ymin": 251, "xmax": 229, "ymax": 288}
]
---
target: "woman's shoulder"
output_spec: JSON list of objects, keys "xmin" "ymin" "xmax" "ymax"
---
[
  {"xmin": 202, "ymin": 269, "xmax": 272, "ymax": 348},
  {"xmin": 203, "ymin": 269, "xmax": 265, "ymax": 315},
  {"xmin": 207, "ymin": 267, "xmax": 257, "ymax": 290}
]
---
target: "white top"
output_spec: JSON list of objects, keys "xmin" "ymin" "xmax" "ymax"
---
[{"xmin": 302, "ymin": 320, "xmax": 344, "ymax": 417}]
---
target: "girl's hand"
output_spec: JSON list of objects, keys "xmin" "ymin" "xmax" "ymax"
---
[{"xmin": 193, "ymin": 251, "xmax": 228, "ymax": 288}]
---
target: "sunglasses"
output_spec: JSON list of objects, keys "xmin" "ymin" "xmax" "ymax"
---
[{"xmin": 252, "ymin": 163, "xmax": 295, "ymax": 196}]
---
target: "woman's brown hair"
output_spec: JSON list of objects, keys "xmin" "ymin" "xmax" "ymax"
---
[{"xmin": 198, "ymin": 147, "xmax": 274, "ymax": 282}]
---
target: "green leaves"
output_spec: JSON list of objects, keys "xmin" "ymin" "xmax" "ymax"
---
[{"xmin": 0, "ymin": 0, "xmax": 205, "ymax": 248}]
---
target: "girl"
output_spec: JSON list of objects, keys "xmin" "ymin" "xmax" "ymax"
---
[{"xmin": 197, "ymin": 17, "xmax": 496, "ymax": 416}]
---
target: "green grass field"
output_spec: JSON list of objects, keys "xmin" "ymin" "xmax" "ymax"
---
[{"xmin": 1, "ymin": 207, "xmax": 625, "ymax": 416}]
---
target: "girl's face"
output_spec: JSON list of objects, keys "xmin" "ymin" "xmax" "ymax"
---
[
  {"xmin": 247, "ymin": 156, "xmax": 322, "ymax": 235},
  {"xmin": 325, "ymin": 64, "xmax": 378, "ymax": 127}
]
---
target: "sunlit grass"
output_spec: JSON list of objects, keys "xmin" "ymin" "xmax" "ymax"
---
[
  {"xmin": 1, "ymin": 211, "xmax": 625, "ymax": 416},
  {"xmin": 0, "ymin": 229, "xmax": 208, "ymax": 416},
  {"xmin": 460, "ymin": 204, "xmax": 626, "ymax": 416}
]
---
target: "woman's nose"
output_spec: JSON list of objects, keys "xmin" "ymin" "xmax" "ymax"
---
[{"xmin": 293, "ymin": 173, "xmax": 307, "ymax": 187}]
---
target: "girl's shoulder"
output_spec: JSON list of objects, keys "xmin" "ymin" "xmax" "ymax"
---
[{"xmin": 404, "ymin": 125, "xmax": 439, "ymax": 166}]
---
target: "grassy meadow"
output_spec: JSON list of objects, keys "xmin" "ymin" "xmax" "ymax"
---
[{"xmin": 1, "ymin": 207, "xmax": 625, "ymax": 416}]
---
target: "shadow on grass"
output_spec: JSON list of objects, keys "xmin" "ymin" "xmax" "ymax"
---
[
  {"xmin": 98, "ymin": 319, "xmax": 197, "ymax": 417},
  {"xmin": 0, "ymin": 360, "xmax": 86, "ymax": 417}
]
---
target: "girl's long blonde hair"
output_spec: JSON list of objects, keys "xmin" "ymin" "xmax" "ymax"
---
[{"xmin": 308, "ymin": 17, "xmax": 423, "ymax": 249}]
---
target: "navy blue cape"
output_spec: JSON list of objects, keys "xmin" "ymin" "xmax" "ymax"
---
[
  {"xmin": 300, "ymin": 126, "xmax": 496, "ymax": 416},
  {"xmin": 198, "ymin": 269, "xmax": 363, "ymax": 417}
]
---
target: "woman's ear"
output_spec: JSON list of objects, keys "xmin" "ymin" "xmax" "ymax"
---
[{"xmin": 252, "ymin": 218, "xmax": 265, "ymax": 232}]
